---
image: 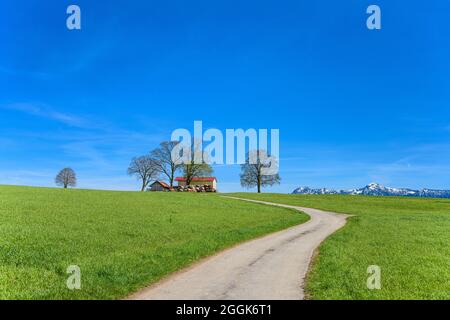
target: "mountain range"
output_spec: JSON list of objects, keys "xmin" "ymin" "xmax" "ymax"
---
[{"xmin": 292, "ymin": 183, "xmax": 450, "ymax": 198}]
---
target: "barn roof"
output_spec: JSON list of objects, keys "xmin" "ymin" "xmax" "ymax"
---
[
  {"xmin": 152, "ymin": 180, "xmax": 170, "ymax": 188},
  {"xmin": 175, "ymin": 177, "xmax": 217, "ymax": 182}
]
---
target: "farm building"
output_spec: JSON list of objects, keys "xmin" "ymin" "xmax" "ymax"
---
[
  {"xmin": 148, "ymin": 180, "xmax": 171, "ymax": 192},
  {"xmin": 175, "ymin": 177, "xmax": 217, "ymax": 189}
]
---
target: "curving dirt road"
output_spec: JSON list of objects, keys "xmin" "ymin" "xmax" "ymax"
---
[{"xmin": 128, "ymin": 197, "xmax": 349, "ymax": 300}]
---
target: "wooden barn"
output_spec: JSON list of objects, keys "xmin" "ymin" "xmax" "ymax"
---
[{"xmin": 148, "ymin": 180, "xmax": 171, "ymax": 192}]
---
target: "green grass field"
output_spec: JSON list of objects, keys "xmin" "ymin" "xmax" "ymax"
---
[
  {"xmin": 229, "ymin": 193, "xmax": 450, "ymax": 300},
  {"xmin": 0, "ymin": 185, "xmax": 307, "ymax": 299}
]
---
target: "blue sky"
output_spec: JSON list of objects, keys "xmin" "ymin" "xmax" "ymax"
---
[{"xmin": 1, "ymin": 0, "xmax": 450, "ymax": 192}]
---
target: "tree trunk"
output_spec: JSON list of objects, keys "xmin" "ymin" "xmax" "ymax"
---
[
  {"xmin": 257, "ymin": 166, "xmax": 262, "ymax": 193},
  {"xmin": 186, "ymin": 174, "xmax": 192, "ymax": 186},
  {"xmin": 169, "ymin": 171, "xmax": 174, "ymax": 187}
]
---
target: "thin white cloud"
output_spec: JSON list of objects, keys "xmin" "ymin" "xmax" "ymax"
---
[
  {"xmin": 0, "ymin": 169, "xmax": 55, "ymax": 187},
  {"xmin": 0, "ymin": 100, "xmax": 188, "ymax": 191},
  {"xmin": 2, "ymin": 102, "xmax": 88, "ymax": 127}
]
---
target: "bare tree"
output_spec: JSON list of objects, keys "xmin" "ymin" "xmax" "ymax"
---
[
  {"xmin": 240, "ymin": 150, "xmax": 280, "ymax": 193},
  {"xmin": 55, "ymin": 168, "xmax": 77, "ymax": 189},
  {"xmin": 181, "ymin": 140, "xmax": 213, "ymax": 185},
  {"xmin": 127, "ymin": 155, "xmax": 159, "ymax": 191},
  {"xmin": 150, "ymin": 141, "xmax": 182, "ymax": 187}
]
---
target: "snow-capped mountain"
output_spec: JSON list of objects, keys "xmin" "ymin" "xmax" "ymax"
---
[
  {"xmin": 292, "ymin": 183, "xmax": 450, "ymax": 198},
  {"xmin": 290, "ymin": 186, "xmax": 339, "ymax": 195}
]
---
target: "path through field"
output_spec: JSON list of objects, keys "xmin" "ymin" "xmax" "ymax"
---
[{"xmin": 128, "ymin": 197, "xmax": 349, "ymax": 300}]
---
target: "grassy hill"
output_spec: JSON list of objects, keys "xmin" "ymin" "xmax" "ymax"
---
[
  {"xmin": 0, "ymin": 185, "xmax": 307, "ymax": 299},
  {"xmin": 229, "ymin": 193, "xmax": 450, "ymax": 299}
]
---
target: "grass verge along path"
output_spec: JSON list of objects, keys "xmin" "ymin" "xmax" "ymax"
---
[
  {"xmin": 0, "ymin": 186, "xmax": 307, "ymax": 299},
  {"xmin": 229, "ymin": 193, "xmax": 450, "ymax": 300}
]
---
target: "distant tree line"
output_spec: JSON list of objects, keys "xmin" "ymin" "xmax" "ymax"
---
[
  {"xmin": 54, "ymin": 143, "xmax": 280, "ymax": 193},
  {"xmin": 129, "ymin": 141, "xmax": 280, "ymax": 193}
]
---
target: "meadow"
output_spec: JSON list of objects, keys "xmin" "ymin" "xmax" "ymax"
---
[
  {"xmin": 0, "ymin": 185, "xmax": 307, "ymax": 299},
  {"xmin": 229, "ymin": 193, "xmax": 450, "ymax": 299}
]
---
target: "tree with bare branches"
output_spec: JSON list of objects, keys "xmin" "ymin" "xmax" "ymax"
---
[
  {"xmin": 179, "ymin": 140, "xmax": 213, "ymax": 185},
  {"xmin": 240, "ymin": 150, "xmax": 280, "ymax": 193},
  {"xmin": 55, "ymin": 168, "xmax": 77, "ymax": 189},
  {"xmin": 127, "ymin": 155, "xmax": 159, "ymax": 191},
  {"xmin": 150, "ymin": 141, "xmax": 182, "ymax": 187}
]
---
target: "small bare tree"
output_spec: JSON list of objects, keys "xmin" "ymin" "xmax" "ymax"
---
[
  {"xmin": 127, "ymin": 155, "xmax": 159, "ymax": 191},
  {"xmin": 150, "ymin": 141, "xmax": 182, "ymax": 187},
  {"xmin": 55, "ymin": 168, "xmax": 77, "ymax": 189},
  {"xmin": 240, "ymin": 150, "xmax": 280, "ymax": 193}
]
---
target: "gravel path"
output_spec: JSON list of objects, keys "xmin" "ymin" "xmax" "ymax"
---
[{"xmin": 128, "ymin": 197, "xmax": 349, "ymax": 300}]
